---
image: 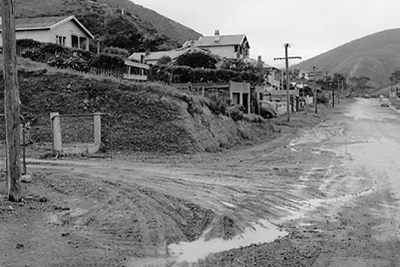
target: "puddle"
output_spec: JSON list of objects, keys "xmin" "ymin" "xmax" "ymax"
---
[{"xmin": 168, "ymin": 219, "xmax": 287, "ymax": 263}]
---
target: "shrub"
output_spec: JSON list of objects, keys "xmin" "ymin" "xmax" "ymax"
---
[
  {"xmin": 17, "ymin": 39, "xmax": 42, "ymax": 50},
  {"xmin": 103, "ymin": 46, "xmax": 129, "ymax": 57},
  {"xmin": 90, "ymin": 53, "xmax": 125, "ymax": 71},
  {"xmin": 175, "ymin": 51, "xmax": 218, "ymax": 69},
  {"xmin": 149, "ymin": 65, "xmax": 264, "ymax": 86},
  {"xmin": 41, "ymin": 43, "xmax": 70, "ymax": 55}
]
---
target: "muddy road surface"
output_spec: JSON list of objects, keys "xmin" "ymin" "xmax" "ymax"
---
[{"xmin": 2, "ymin": 98, "xmax": 400, "ymax": 267}]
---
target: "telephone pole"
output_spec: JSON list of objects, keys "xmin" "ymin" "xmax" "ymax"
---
[
  {"xmin": 2, "ymin": 0, "xmax": 21, "ymax": 201},
  {"xmin": 274, "ymin": 44, "xmax": 301, "ymax": 122},
  {"xmin": 313, "ymin": 66, "xmax": 318, "ymax": 114}
]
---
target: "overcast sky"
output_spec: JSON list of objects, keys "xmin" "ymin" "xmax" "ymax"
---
[{"xmin": 131, "ymin": 0, "xmax": 400, "ymax": 67}]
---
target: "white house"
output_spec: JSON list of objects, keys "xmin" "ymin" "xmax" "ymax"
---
[
  {"xmin": 184, "ymin": 30, "xmax": 250, "ymax": 59},
  {"xmin": 0, "ymin": 15, "xmax": 95, "ymax": 51}
]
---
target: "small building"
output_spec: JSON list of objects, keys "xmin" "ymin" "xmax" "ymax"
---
[
  {"xmin": 263, "ymin": 63, "xmax": 282, "ymax": 91},
  {"xmin": 229, "ymin": 81, "xmax": 251, "ymax": 114},
  {"xmin": 184, "ymin": 30, "xmax": 250, "ymax": 59},
  {"xmin": 124, "ymin": 60, "xmax": 150, "ymax": 81},
  {"xmin": 0, "ymin": 15, "xmax": 94, "ymax": 51}
]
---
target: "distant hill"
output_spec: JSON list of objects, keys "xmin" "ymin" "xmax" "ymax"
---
[
  {"xmin": 294, "ymin": 29, "xmax": 400, "ymax": 88},
  {"xmin": 15, "ymin": 0, "xmax": 202, "ymax": 52},
  {"xmin": 96, "ymin": 0, "xmax": 202, "ymax": 44}
]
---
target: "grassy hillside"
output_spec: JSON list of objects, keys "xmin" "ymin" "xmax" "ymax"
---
[
  {"xmin": 96, "ymin": 0, "xmax": 202, "ymax": 44},
  {"xmin": 15, "ymin": 0, "xmax": 201, "ymax": 51},
  {"xmin": 295, "ymin": 29, "xmax": 400, "ymax": 88}
]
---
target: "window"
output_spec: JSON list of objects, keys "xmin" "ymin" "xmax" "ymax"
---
[{"xmin": 56, "ymin": 35, "xmax": 66, "ymax": 46}]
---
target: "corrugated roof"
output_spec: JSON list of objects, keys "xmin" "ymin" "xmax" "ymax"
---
[
  {"xmin": 0, "ymin": 15, "xmax": 94, "ymax": 39},
  {"xmin": 196, "ymin": 34, "xmax": 248, "ymax": 47},
  {"xmin": 128, "ymin": 47, "xmax": 210, "ymax": 63},
  {"xmin": 14, "ymin": 16, "xmax": 70, "ymax": 29}
]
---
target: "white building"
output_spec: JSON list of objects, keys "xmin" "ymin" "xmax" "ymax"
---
[{"xmin": 0, "ymin": 15, "xmax": 94, "ymax": 51}]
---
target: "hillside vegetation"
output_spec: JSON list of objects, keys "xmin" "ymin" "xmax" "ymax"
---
[
  {"xmin": 295, "ymin": 28, "xmax": 400, "ymax": 87},
  {"xmin": 15, "ymin": 0, "xmax": 201, "ymax": 52},
  {"xmin": 0, "ymin": 57, "xmax": 279, "ymax": 154}
]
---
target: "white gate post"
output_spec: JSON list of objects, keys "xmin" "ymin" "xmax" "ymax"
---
[
  {"xmin": 50, "ymin": 112, "xmax": 62, "ymax": 153},
  {"xmin": 94, "ymin": 113, "xmax": 101, "ymax": 147}
]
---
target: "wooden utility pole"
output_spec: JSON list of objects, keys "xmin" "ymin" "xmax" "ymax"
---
[
  {"xmin": 337, "ymin": 78, "xmax": 340, "ymax": 104},
  {"xmin": 2, "ymin": 0, "xmax": 21, "ymax": 202},
  {"xmin": 274, "ymin": 44, "xmax": 301, "ymax": 122},
  {"xmin": 313, "ymin": 66, "xmax": 318, "ymax": 114}
]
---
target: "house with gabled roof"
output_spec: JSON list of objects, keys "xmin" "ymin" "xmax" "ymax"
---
[
  {"xmin": 127, "ymin": 42, "xmax": 210, "ymax": 66},
  {"xmin": 183, "ymin": 30, "xmax": 250, "ymax": 59},
  {"xmin": 124, "ymin": 43, "xmax": 211, "ymax": 81},
  {"xmin": 0, "ymin": 15, "xmax": 94, "ymax": 51}
]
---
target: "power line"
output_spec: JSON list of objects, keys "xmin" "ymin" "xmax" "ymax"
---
[
  {"xmin": 274, "ymin": 44, "xmax": 301, "ymax": 122},
  {"xmin": 193, "ymin": 0, "xmax": 246, "ymax": 33}
]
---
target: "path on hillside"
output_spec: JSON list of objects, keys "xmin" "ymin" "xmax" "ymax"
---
[{"xmin": 2, "ymin": 98, "xmax": 400, "ymax": 266}]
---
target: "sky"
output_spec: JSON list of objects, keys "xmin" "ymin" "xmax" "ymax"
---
[{"xmin": 130, "ymin": 0, "xmax": 400, "ymax": 68}]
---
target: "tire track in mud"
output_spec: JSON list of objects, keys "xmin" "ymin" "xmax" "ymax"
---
[{"xmin": 21, "ymin": 121, "xmax": 350, "ymax": 266}]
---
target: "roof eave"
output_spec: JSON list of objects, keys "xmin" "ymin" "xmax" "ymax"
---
[{"xmin": 50, "ymin": 15, "xmax": 95, "ymax": 40}]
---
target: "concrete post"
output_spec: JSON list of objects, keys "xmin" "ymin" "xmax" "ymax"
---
[
  {"xmin": 94, "ymin": 113, "xmax": 101, "ymax": 146},
  {"xmin": 50, "ymin": 112, "xmax": 62, "ymax": 153}
]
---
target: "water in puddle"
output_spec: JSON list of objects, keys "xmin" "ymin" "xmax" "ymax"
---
[{"xmin": 168, "ymin": 219, "xmax": 287, "ymax": 263}]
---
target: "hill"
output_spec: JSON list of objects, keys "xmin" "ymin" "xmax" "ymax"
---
[
  {"xmin": 96, "ymin": 0, "xmax": 202, "ymax": 44},
  {"xmin": 15, "ymin": 0, "xmax": 202, "ymax": 52},
  {"xmin": 295, "ymin": 29, "xmax": 400, "ymax": 88}
]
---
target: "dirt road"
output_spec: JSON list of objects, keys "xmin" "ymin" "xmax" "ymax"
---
[{"xmin": 2, "ymin": 98, "xmax": 400, "ymax": 266}]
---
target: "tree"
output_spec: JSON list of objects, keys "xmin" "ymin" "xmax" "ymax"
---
[
  {"xmin": 390, "ymin": 70, "xmax": 400, "ymax": 85},
  {"xmin": 333, "ymin": 73, "xmax": 345, "ymax": 88},
  {"xmin": 175, "ymin": 51, "xmax": 218, "ymax": 69},
  {"xmin": 157, "ymin": 56, "xmax": 172, "ymax": 65},
  {"xmin": 349, "ymin": 76, "xmax": 370, "ymax": 93}
]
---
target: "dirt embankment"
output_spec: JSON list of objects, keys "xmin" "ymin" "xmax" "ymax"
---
[{"xmin": 0, "ymin": 68, "xmax": 280, "ymax": 154}]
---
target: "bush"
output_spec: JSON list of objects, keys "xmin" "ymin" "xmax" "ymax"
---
[
  {"xmin": 20, "ymin": 42, "xmax": 126, "ymax": 74},
  {"xmin": 175, "ymin": 51, "xmax": 218, "ymax": 69},
  {"xmin": 41, "ymin": 43, "xmax": 70, "ymax": 55},
  {"xmin": 21, "ymin": 48, "xmax": 46, "ymax": 62},
  {"xmin": 206, "ymin": 93, "xmax": 230, "ymax": 115},
  {"xmin": 17, "ymin": 39, "xmax": 42, "ymax": 50},
  {"xmin": 90, "ymin": 53, "xmax": 125, "ymax": 71},
  {"xmin": 225, "ymin": 105, "xmax": 244, "ymax": 121},
  {"xmin": 103, "ymin": 46, "xmax": 129, "ymax": 57}
]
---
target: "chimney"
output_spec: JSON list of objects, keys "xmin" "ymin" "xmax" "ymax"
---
[
  {"xmin": 257, "ymin": 56, "xmax": 262, "ymax": 64},
  {"xmin": 214, "ymin": 30, "xmax": 220, "ymax": 42},
  {"xmin": 140, "ymin": 55, "xmax": 145, "ymax": 64}
]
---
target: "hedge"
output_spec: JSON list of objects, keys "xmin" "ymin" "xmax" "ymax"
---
[{"xmin": 149, "ymin": 65, "xmax": 265, "ymax": 85}]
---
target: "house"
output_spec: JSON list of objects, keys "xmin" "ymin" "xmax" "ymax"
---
[
  {"xmin": 124, "ymin": 60, "xmax": 150, "ymax": 81},
  {"xmin": 263, "ymin": 63, "xmax": 282, "ymax": 91},
  {"xmin": 0, "ymin": 15, "xmax": 95, "ymax": 51},
  {"xmin": 184, "ymin": 30, "xmax": 250, "ymax": 59},
  {"xmin": 124, "ymin": 43, "xmax": 210, "ymax": 81},
  {"xmin": 127, "ymin": 43, "xmax": 210, "ymax": 66}
]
